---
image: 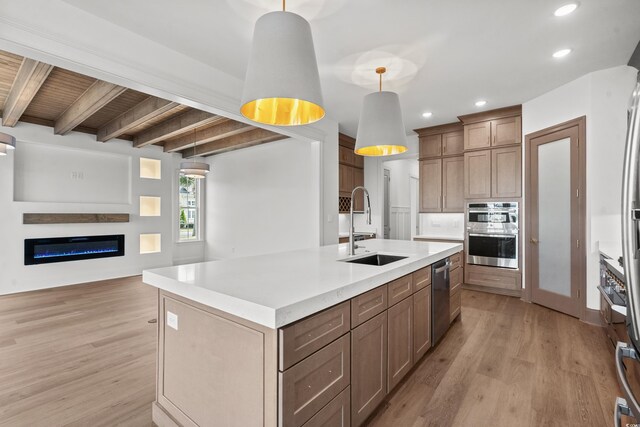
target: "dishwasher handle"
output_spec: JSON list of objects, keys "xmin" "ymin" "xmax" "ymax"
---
[{"xmin": 434, "ymin": 261, "xmax": 451, "ymax": 275}]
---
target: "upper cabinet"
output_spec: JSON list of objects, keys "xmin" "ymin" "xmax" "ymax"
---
[
  {"xmin": 460, "ymin": 106, "xmax": 522, "ymax": 151},
  {"xmin": 492, "ymin": 146, "xmax": 522, "ymax": 198},
  {"xmin": 416, "ymin": 122, "xmax": 465, "ymax": 213},
  {"xmin": 339, "ymin": 133, "xmax": 365, "ymax": 211}
]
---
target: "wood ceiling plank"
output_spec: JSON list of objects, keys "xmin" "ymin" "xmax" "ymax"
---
[
  {"xmin": 97, "ymin": 96, "xmax": 180, "ymax": 142},
  {"xmin": 132, "ymin": 109, "xmax": 223, "ymax": 148},
  {"xmin": 2, "ymin": 58, "xmax": 54, "ymax": 127},
  {"xmin": 182, "ymin": 128, "xmax": 287, "ymax": 157},
  {"xmin": 163, "ymin": 120, "xmax": 253, "ymax": 152},
  {"xmin": 54, "ymin": 80, "xmax": 127, "ymax": 135}
]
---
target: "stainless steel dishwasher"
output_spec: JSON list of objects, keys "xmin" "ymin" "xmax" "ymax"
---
[{"xmin": 432, "ymin": 257, "xmax": 451, "ymax": 345}]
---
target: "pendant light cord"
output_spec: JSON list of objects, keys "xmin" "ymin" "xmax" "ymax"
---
[
  {"xmin": 375, "ymin": 67, "xmax": 386, "ymax": 92},
  {"xmin": 379, "ymin": 73, "xmax": 382, "ymax": 92},
  {"xmin": 283, "ymin": 0, "xmax": 286, "ymax": 11}
]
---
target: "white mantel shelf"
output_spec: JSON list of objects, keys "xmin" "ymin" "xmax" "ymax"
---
[{"xmin": 143, "ymin": 239, "xmax": 462, "ymax": 329}]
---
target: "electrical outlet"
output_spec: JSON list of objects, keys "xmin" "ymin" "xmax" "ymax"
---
[{"xmin": 167, "ymin": 311, "xmax": 178, "ymax": 330}]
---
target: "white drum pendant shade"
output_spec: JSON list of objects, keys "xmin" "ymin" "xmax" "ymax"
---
[
  {"xmin": 355, "ymin": 91, "xmax": 408, "ymax": 156},
  {"xmin": 241, "ymin": 11, "xmax": 325, "ymax": 126},
  {"xmin": 0, "ymin": 132, "xmax": 16, "ymax": 156},
  {"xmin": 179, "ymin": 161, "xmax": 210, "ymax": 179}
]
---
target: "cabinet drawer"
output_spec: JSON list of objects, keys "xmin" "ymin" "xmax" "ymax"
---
[
  {"xmin": 412, "ymin": 267, "xmax": 431, "ymax": 291},
  {"xmin": 450, "ymin": 252, "xmax": 462, "ymax": 270},
  {"xmin": 388, "ymin": 275, "xmax": 413, "ymax": 307},
  {"xmin": 351, "ymin": 285, "xmax": 387, "ymax": 328},
  {"xmin": 302, "ymin": 386, "xmax": 350, "ymax": 427},
  {"xmin": 279, "ymin": 334, "xmax": 351, "ymax": 427},
  {"xmin": 450, "ymin": 288, "xmax": 461, "ymax": 322},
  {"xmin": 465, "ymin": 264, "xmax": 520, "ymax": 291},
  {"xmin": 279, "ymin": 301, "xmax": 351, "ymax": 371}
]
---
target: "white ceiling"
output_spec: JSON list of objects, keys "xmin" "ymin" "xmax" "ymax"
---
[{"xmin": 62, "ymin": 0, "xmax": 640, "ymax": 137}]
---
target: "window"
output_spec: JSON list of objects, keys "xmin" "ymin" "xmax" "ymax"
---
[{"xmin": 178, "ymin": 175, "xmax": 201, "ymax": 241}]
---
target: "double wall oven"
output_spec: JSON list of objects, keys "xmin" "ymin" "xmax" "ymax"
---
[{"xmin": 466, "ymin": 202, "xmax": 519, "ymax": 269}]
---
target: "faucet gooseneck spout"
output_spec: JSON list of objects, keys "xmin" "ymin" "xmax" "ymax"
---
[{"xmin": 349, "ymin": 186, "xmax": 372, "ymax": 256}]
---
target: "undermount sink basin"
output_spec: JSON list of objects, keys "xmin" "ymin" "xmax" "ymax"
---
[{"xmin": 343, "ymin": 254, "xmax": 407, "ymax": 266}]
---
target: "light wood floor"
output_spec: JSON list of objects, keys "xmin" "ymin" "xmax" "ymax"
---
[
  {"xmin": 368, "ymin": 290, "xmax": 620, "ymax": 427},
  {"xmin": 0, "ymin": 277, "xmax": 621, "ymax": 426},
  {"xmin": 0, "ymin": 276, "xmax": 157, "ymax": 427}
]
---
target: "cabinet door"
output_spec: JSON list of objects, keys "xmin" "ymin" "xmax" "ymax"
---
[
  {"xmin": 464, "ymin": 150, "xmax": 491, "ymax": 199},
  {"xmin": 339, "ymin": 164, "xmax": 354, "ymax": 196},
  {"xmin": 491, "ymin": 146, "xmax": 522, "ymax": 198},
  {"xmin": 351, "ymin": 311, "xmax": 387, "ymax": 427},
  {"xmin": 464, "ymin": 121, "xmax": 491, "ymax": 150},
  {"xmin": 491, "ymin": 116, "xmax": 521, "ymax": 147},
  {"xmin": 442, "ymin": 131, "xmax": 464, "ymax": 156},
  {"xmin": 413, "ymin": 286, "xmax": 431, "ymax": 362},
  {"xmin": 353, "ymin": 167, "xmax": 365, "ymax": 212},
  {"xmin": 419, "ymin": 159, "xmax": 442, "ymax": 212},
  {"xmin": 387, "ymin": 296, "xmax": 413, "ymax": 391},
  {"xmin": 419, "ymin": 134, "xmax": 442, "ymax": 158},
  {"xmin": 339, "ymin": 145, "xmax": 355, "ymax": 165},
  {"xmin": 354, "ymin": 152, "xmax": 364, "ymax": 169},
  {"xmin": 442, "ymin": 156, "xmax": 464, "ymax": 212}
]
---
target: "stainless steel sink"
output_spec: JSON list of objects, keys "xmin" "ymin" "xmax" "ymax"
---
[{"xmin": 342, "ymin": 254, "xmax": 407, "ymax": 266}]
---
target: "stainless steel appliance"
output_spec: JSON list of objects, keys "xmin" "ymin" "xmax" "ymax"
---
[
  {"xmin": 617, "ymin": 70, "xmax": 640, "ymax": 425},
  {"xmin": 466, "ymin": 202, "xmax": 519, "ymax": 269},
  {"xmin": 432, "ymin": 258, "xmax": 451, "ymax": 344}
]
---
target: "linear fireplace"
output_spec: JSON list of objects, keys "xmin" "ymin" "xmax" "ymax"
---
[{"xmin": 24, "ymin": 235, "xmax": 125, "ymax": 265}]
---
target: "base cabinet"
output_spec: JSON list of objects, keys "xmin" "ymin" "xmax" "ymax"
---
[
  {"xmin": 351, "ymin": 312, "xmax": 387, "ymax": 427},
  {"xmin": 387, "ymin": 296, "xmax": 413, "ymax": 391},
  {"xmin": 302, "ymin": 386, "xmax": 351, "ymax": 427},
  {"xmin": 413, "ymin": 286, "xmax": 431, "ymax": 362}
]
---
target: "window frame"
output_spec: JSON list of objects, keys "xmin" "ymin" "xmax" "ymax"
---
[{"xmin": 177, "ymin": 173, "xmax": 203, "ymax": 243}]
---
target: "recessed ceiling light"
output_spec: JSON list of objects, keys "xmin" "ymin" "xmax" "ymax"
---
[
  {"xmin": 475, "ymin": 100, "xmax": 487, "ymax": 107},
  {"xmin": 553, "ymin": 48, "xmax": 572, "ymax": 58},
  {"xmin": 422, "ymin": 112, "xmax": 432, "ymax": 118},
  {"xmin": 554, "ymin": 3, "xmax": 578, "ymax": 17}
]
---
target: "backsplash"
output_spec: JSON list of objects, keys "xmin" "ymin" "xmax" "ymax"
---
[{"xmin": 419, "ymin": 213, "xmax": 465, "ymax": 239}]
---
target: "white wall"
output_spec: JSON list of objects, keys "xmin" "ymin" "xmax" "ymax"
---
[
  {"xmin": 205, "ymin": 138, "xmax": 321, "ymax": 260},
  {"xmin": 522, "ymin": 64, "xmax": 637, "ymax": 309},
  {"xmin": 0, "ymin": 122, "xmax": 186, "ymax": 295}
]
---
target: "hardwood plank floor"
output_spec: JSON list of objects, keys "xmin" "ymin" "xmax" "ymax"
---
[
  {"xmin": 0, "ymin": 276, "xmax": 157, "ymax": 427},
  {"xmin": 0, "ymin": 277, "xmax": 621, "ymax": 426},
  {"xmin": 367, "ymin": 290, "xmax": 620, "ymax": 427}
]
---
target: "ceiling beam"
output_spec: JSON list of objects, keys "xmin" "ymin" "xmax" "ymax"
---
[
  {"xmin": 133, "ymin": 109, "xmax": 223, "ymax": 148},
  {"xmin": 181, "ymin": 128, "xmax": 287, "ymax": 157},
  {"xmin": 163, "ymin": 120, "xmax": 254, "ymax": 153},
  {"xmin": 96, "ymin": 96, "xmax": 180, "ymax": 142},
  {"xmin": 54, "ymin": 80, "xmax": 127, "ymax": 135},
  {"xmin": 2, "ymin": 58, "xmax": 54, "ymax": 127}
]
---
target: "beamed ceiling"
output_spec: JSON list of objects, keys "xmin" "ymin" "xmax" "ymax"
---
[{"xmin": 0, "ymin": 49, "xmax": 286, "ymax": 157}]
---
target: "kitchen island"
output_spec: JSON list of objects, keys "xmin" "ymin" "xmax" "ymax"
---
[{"xmin": 144, "ymin": 239, "xmax": 463, "ymax": 427}]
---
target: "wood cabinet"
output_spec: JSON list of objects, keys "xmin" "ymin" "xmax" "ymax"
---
[
  {"xmin": 492, "ymin": 116, "xmax": 521, "ymax": 147},
  {"xmin": 442, "ymin": 131, "xmax": 464, "ymax": 156},
  {"xmin": 465, "ymin": 263, "xmax": 521, "ymax": 295},
  {"xmin": 442, "ymin": 156, "xmax": 464, "ymax": 212},
  {"xmin": 351, "ymin": 311, "xmax": 387, "ymax": 427},
  {"xmin": 419, "ymin": 159, "xmax": 442, "ymax": 212},
  {"xmin": 387, "ymin": 296, "xmax": 413, "ymax": 390},
  {"xmin": 353, "ymin": 167, "xmax": 365, "ymax": 212},
  {"xmin": 388, "ymin": 274, "xmax": 413, "ymax": 307},
  {"xmin": 492, "ymin": 146, "xmax": 522, "ymax": 198},
  {"xmin": 412, "ymin": 267, "xmax": 431, "ymax": 292},
  {"xmin": 351, "ymin": 285, "xmax": 387, "ymax": 328},
  {"xmin": 339, "ymin": 164, "xmax": 354, "ymax": 196},
  {"xmin": 279, "ymin": 334, "xmax": 351, "ymax": 427},
  {"xmin": 339, "ymin": 133, "xmax": 365, "ymax": 212},
  {"xmin": 464, "ymin": 149, "xmax": 491, "ymax": 199},
  {"xmin": 413, "ymin": 286, "xmax": 431, "ymax": 361},
  {"xmin": 419, "ymin": 134, "xmax": 442, "ymax": 158},
  {"xmin": 303, "ymin": 386, "xmax": 350, "ymax": 427},
  {"xmin": 415, "ymin": 123, "xmax": 465, "ymax": 214},
  {"xmin": 464, "ymin": 121, "xmax": 491, "ymax": 150}
]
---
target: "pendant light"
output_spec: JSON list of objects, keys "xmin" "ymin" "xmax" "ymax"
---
[
  {"xmin": 240, "ymin": 0, "xmax": 325, "ymax": 126},
  {"xmin": 0, "ymin": 132, "xmax": 16, "ymax": 156},
  {"xmin": 179, "ymin": 128, "xmax": 210, "ymax": 179},
  {"xmin": 354, "ymin": 67, "xmax": 408, "ymax": 156}
]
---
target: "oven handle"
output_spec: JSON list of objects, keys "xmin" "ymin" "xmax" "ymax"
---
[{"xmin": 468, "ymin": 233, "xmax": 518, "ymax": 238}]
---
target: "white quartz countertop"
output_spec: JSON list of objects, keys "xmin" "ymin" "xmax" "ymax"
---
[{"xmin": 143, "ymin": 239, "xmax": 462, "ymax": 329}]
